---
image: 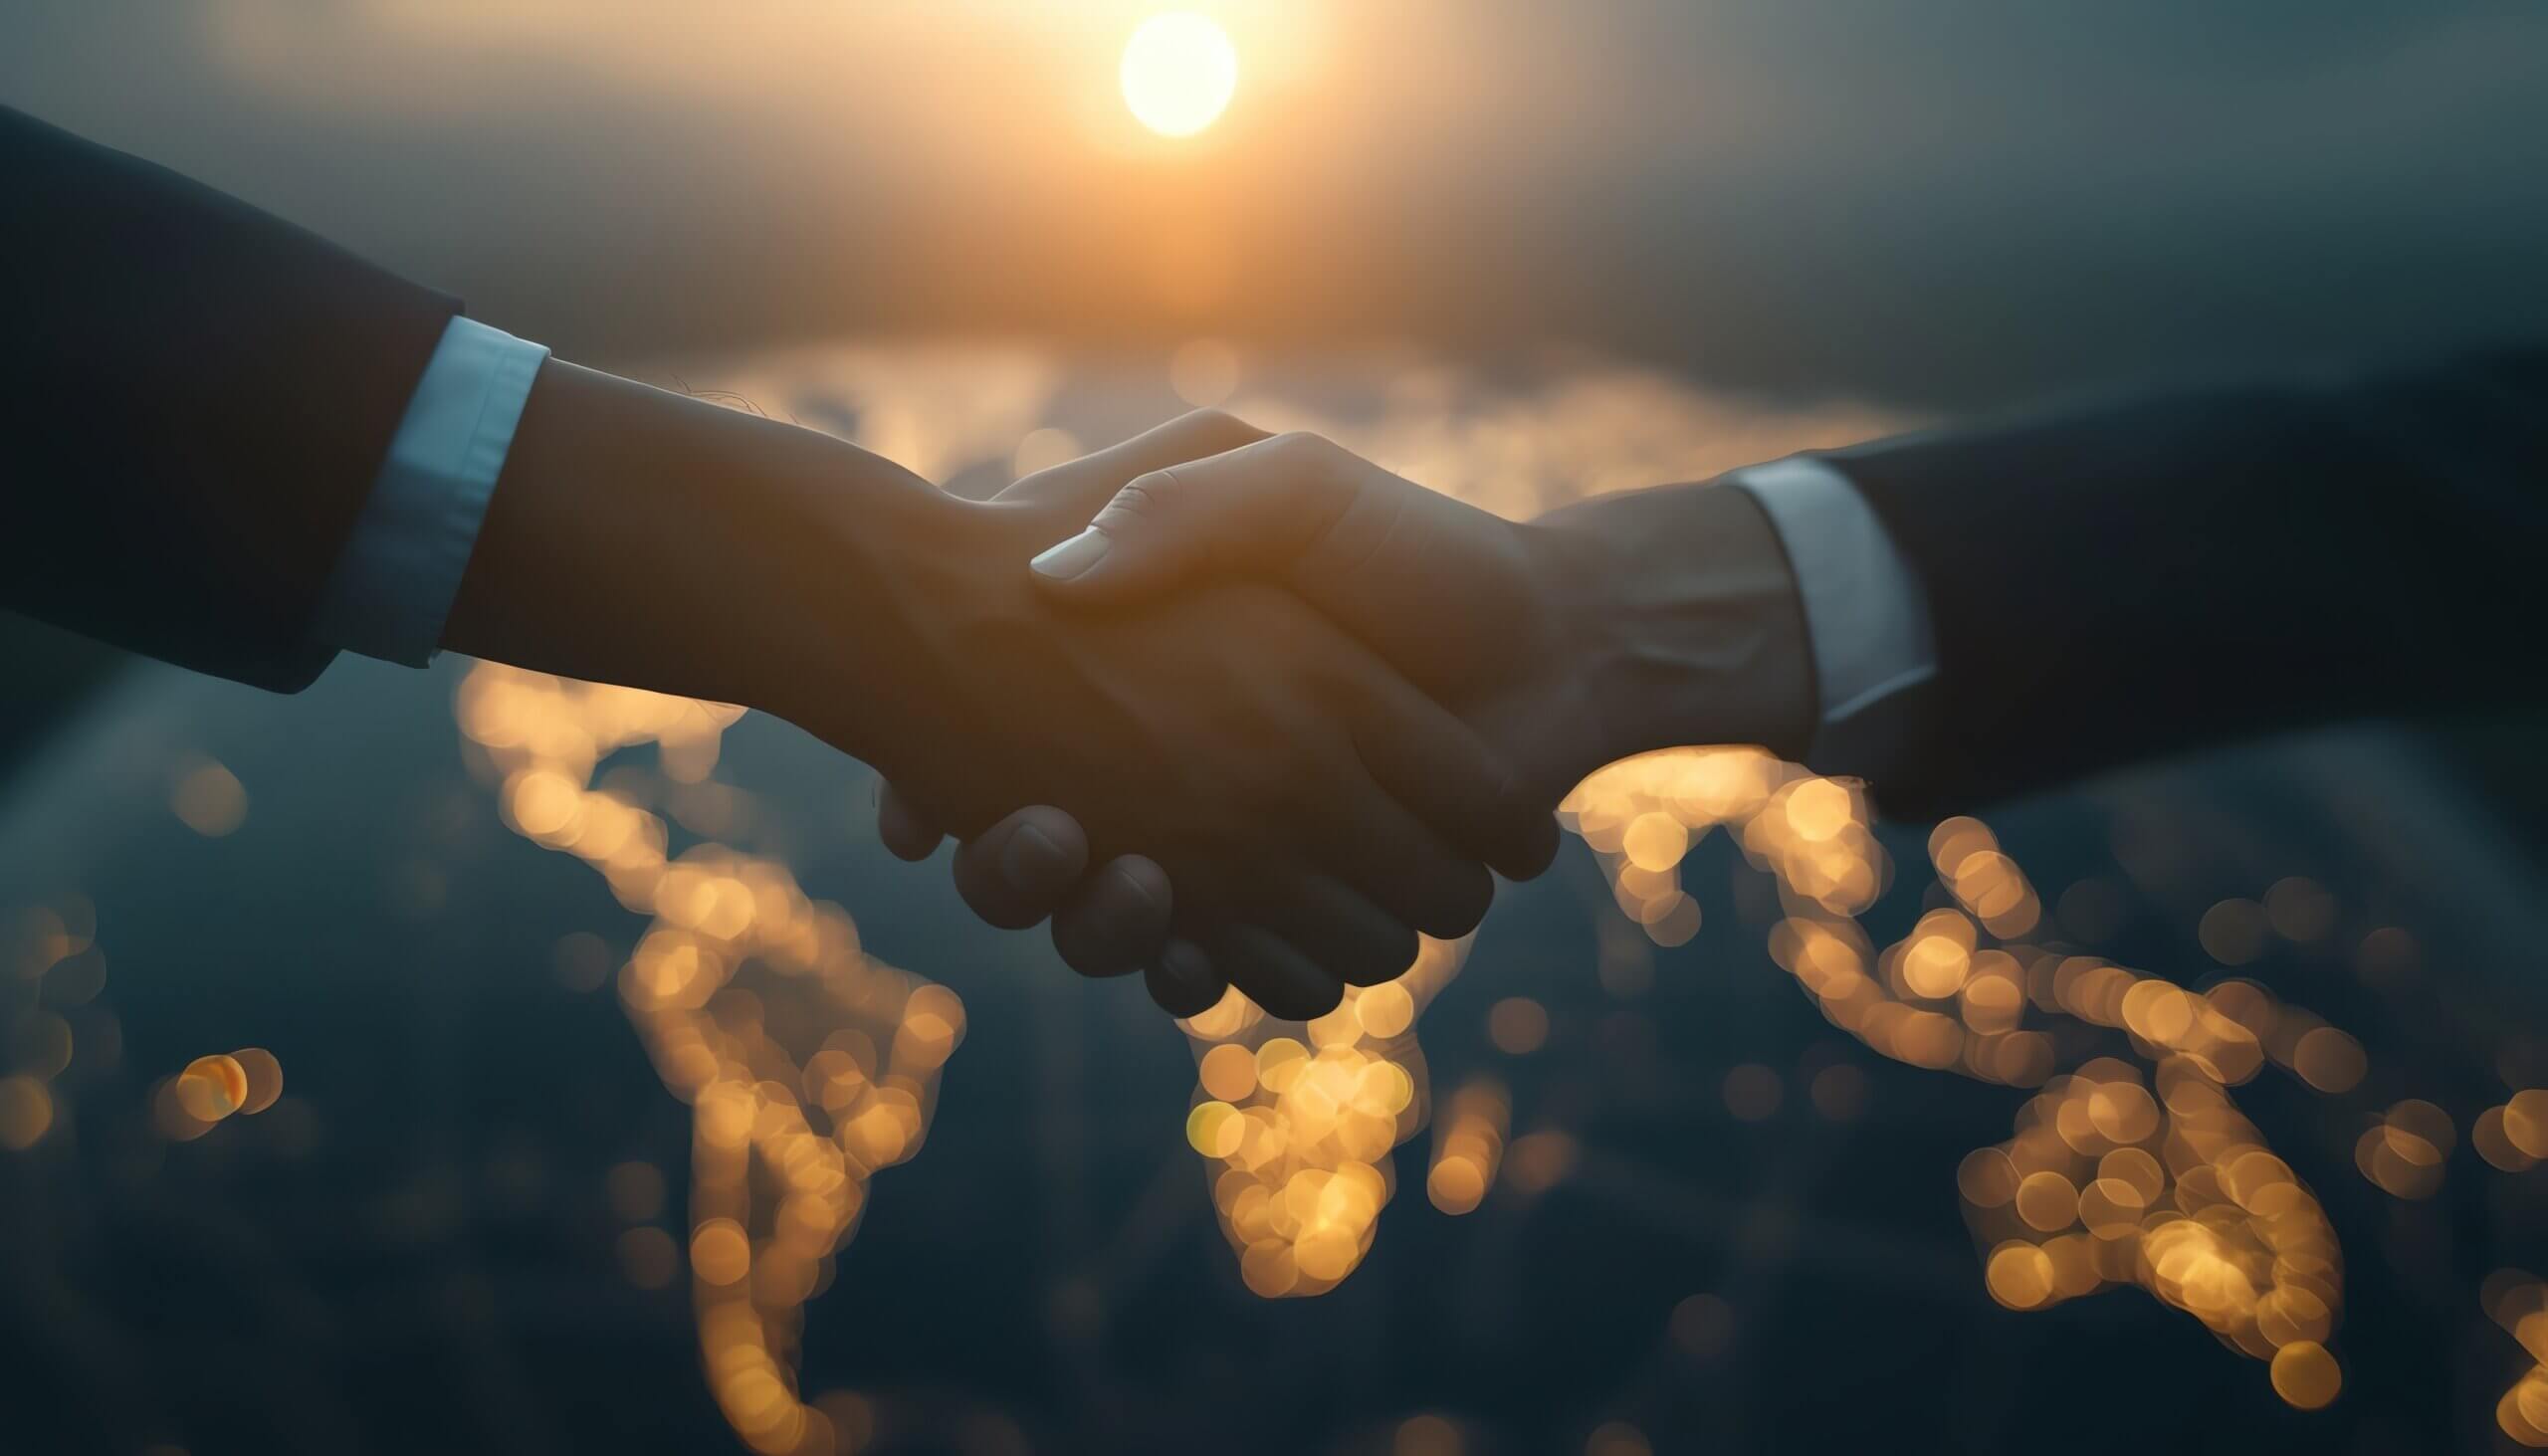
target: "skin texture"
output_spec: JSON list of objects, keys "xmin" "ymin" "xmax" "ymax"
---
[
  {"xmin": 883, "ymin": 423, "xmax": 1816, "ymax": 1005},
  {"xmin": 445, "ymin": 374, "xmax": 1552, "ymax": 1019}
]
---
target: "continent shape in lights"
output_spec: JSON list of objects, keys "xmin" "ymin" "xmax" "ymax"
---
[{"xmin": 1121, "ymin": 11, "xmax": 1237, "ymax": 137}]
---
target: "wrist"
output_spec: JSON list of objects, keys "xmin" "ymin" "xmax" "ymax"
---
[
  {"xmin": 743, "ymin": 447, "xmax": 997, "ymax": 767},
  {"xmin": 449, "ymin": 361, "xmax": 834, "ymax": 704},
  {"xmin": 444, "ymin": 358, "xmax": 978, "ymax": 761},
  {"xmin": 1527, "ymin": 480, "xmax": 1817, "ymax": 771}
]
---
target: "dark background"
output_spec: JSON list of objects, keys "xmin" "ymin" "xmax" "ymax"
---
[
  {"xmin": 4, "ymin": 5, "xmax": 2546, "ymax": 1453},
  {"xmin": 4, "ymin": 2, "xmax": 2545, "ymax": 406}
]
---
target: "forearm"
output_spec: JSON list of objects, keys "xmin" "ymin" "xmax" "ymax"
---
[
  {"xmin": 1527, "ymin": 479, "xmax": 1818, "ymax": 777},
  {"xmin": 441, "ymin": 359, "xmax": 956, "ymax": 762},
  {"xmin": 3, "ymin": 104, "xmax": 457, "ymax": 690}
]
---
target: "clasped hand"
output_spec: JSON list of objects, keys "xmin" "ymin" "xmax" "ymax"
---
[
  {"xmin": 859, "ymin": 410, "xmax": 1815, "ymax": 1019},
  {"xmin": 824, "ymin": 412, "xmax": 1557, "ymax": 1020}
]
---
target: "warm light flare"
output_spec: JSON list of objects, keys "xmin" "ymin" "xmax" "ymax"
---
[{"xmin": 1120, "ymin": 11, "xmax": 1236, "ymax": 137}]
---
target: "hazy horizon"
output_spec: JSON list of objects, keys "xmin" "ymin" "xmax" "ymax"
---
[{"xmin": 8, "ymin": 1, "xmax": 2545, "ymax": 409}]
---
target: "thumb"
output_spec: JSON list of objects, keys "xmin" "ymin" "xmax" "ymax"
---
[{"xmin": 1027, "ymin": 432, "xmax": 1358, "ymax": 604}]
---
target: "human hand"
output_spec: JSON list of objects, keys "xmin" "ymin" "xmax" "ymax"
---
[
  {"xmin": 871, "ymin": 413, "xmax": 1285, "ymax": 1014},
  {"xmin": 439, "ymin": 369, "xmax": 1552, "ymax": 1022},
  {"xmin": 830, "ymin": 413, "xmax": 1557, "ymax": 1019},
  {"xmin": 892, "ymin": 426, "xmax": 1816, "ymax": 985}
]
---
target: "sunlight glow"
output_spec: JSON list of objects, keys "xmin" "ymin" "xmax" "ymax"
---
[{"xmin": 1121, "ymin": 12, "xmax": 1237, "ymax": 138}]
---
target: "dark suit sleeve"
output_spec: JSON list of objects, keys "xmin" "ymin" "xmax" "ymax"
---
[
  {"xmin": 1822, "ymin": 346, "xmax": 2548, "ymax": 816},
  {"xmin": 0, "ymin": 104, "xmax": 460, "ymax": 691}
]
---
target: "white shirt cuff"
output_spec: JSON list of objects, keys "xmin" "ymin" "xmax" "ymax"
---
[
  {"xmin": 311, "ymin": 315, "xmax": 548, "ymax": 666},
  {"xmin": 1726, "ymin": 456, "xmax": 1937, "ymax": 774}
]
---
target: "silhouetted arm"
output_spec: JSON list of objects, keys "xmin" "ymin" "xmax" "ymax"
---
[
  {"xmin": 1829, "ymin": 346, "xmax": 2548, "ymax": 813},
  {"xmin": 0, "ymin": 104, "xmax": 458, "ymax": 688}
]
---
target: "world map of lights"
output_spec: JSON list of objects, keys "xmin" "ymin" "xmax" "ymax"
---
[
  {"xmin": 11, "ymin": 343, "xmax": 2547, "ymax": 1453},
  {"xmin": 439, "ymin": 350, "xmax": 2548, "ymax": 1448}
]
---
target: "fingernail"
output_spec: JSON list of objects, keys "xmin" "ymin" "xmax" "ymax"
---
[
  {"xmin": 1001, "ymin": 823, "xmax": 1072, "ymax": 892},
  {"xmin": 1029, "ymin": 527, "xmax": 1111, "ymax": 580},
  {"xmin": 1108, "ymin": 862, "xmax": 1166, "ymax": 924}
]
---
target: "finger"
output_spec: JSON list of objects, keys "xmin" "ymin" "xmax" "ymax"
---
[
  {"xmin": 1285, "ymin": 755, "xmax": 1497, "ymax": 940},
  {"xmin": 998, "ymin": 408, "xmax": 1271, "ymax": 509},
  {"xmin": 1028, "ymin": 430, "xmax": 1362, "ymax": 602},
  {"xmin": 1254, "ymin": 874, "xmax": 1419, "ymax": 989},
  {"xmin": 1144, "ymin": 939, "xmax": 1228, "ymax": 1019},
  {"xmin": 1349, "ymin": 674, "xmax": 1563, "ymax": 883},
  {"xmin": 875, "ymin": 780, "xmax": 947, "ymax": 861},
  {"xmin": 1210, "ymin": 923, "xmax": 1345, "ymax": 1022},
  {"xmin": 949, "ymin": 807, "xmax": 1091, "ymax": 931},
  {"xmin": 1050, "ymin": 855, "xmax": 1174, "ymax": 978}
]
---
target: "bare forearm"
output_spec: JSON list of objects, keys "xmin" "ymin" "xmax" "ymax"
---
[
  {"xmin": 1530, "ymin": 479, "xmax": 1817, "ymax": 773},
  {"xmin": 441, "ymin": 359, "xmax": 954, "ymax": 759}
]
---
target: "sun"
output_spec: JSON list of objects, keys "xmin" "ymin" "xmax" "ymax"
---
[{"xmin": 1120, "ymin": 11, "xmax": 1237, "ymax": 138}]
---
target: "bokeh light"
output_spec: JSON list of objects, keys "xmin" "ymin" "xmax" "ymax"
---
[
  {"xmin": 457, "ymin": 662, "xmax": 959, "ymax": 1453},
  {"xmin": 1, "ymin": 344, "xmax": 2498, "ymax": 1445}
]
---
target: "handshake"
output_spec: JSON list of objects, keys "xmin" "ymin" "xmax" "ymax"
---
[
  {"xmin": 448, "ymin": 365, "xmax": 1833, "ymax": 1025},
  {"xmin": 819, "ymin": 410, "xmax": 1818, "ymax": 1020},
  {"xmin": 22, "ymin": 105, "xmax": 2532, "ymax": 1033},
  {"xmin": 451, "ymin": 342, "xmax": 2547, "ymax": 1017}
]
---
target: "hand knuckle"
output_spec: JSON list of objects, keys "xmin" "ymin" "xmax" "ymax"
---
[
  {"xmin": 1097, "ymin": 472, "xmax": 1180, "ymax": 530},
  {"xmin": 1176, "ymin": 407, "xmax": 1245, "ymax": 443},
  {"xmin": 1263, "ymin": 430, "xmax": 1335, "ymax": 470}
]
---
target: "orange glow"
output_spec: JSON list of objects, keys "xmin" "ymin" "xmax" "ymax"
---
[
  {"xmin": 457, "ymin": 659, "xmax": 958, "ymax": 1451},
  {"xmin": 407, "ymin": 349, "xmax": 2510, "ymax": 1425},
  {"xmin": 1121, "ymin": 12, "xmax": 1237, "ymax": 138}
]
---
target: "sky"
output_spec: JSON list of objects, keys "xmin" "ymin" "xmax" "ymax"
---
[{"xmin": 5, "ymin": 0, "xmax": 2545, "ymax": 410}]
